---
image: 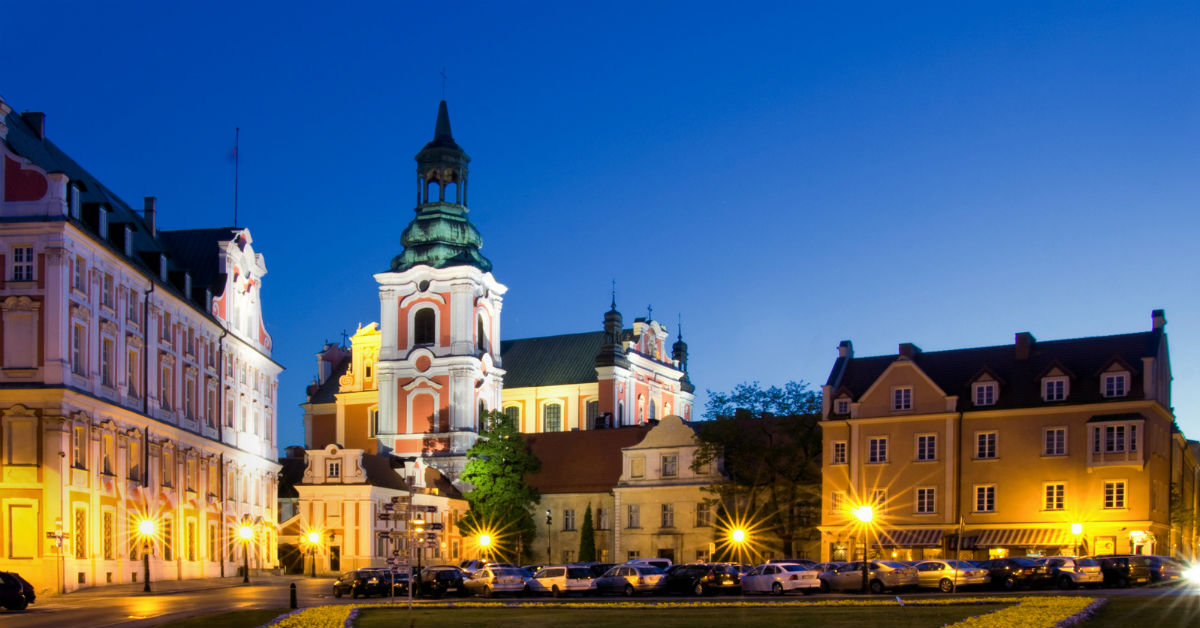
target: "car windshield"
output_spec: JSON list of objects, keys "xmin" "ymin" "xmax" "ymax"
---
[
  {"xmin": 1076, "ymin": 558, "xmax": 1099, "ymax": 567},
  {"xmin": 602, "ymin": 568, "xmax": 620, "ymax": 577},
  {"xmin": 493, "ymin": 568, "xmax": 525, "ymax": 577},
  {"xmin": 943, "ymin": 561, "xmax": 972, "ymax": 569},
  {"xmin": 567, "ymin": 568, "xmax": 593, "ymax": 579},
  {"xmin": 781, "ymin": 564, "xmax": 809, "ymax": 572},
  {"xmin": 636, "ymin": 566, "xmax": 665, "ymax": 575},
  {"xmin": 880, "ymin": 562, "xmax": 907, "ymax": 568},
  {"xmin": 1009, "ymin": 558, "xmax": 1038, "ymax": 567}
]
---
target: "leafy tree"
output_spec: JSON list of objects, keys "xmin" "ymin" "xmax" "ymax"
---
[
  {"xmin": 458, "ymin": 410, "xmax": 541, "ymax": 561},
  {"xmin": 578, "ymin": 504, "xmax": 596, "ymax": 562},
  {"xmin": 694, "ymin": 381, "xmax": 823, "ymax": 557}
]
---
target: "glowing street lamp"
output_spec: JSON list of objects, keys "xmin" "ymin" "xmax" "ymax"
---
[
  {"xmin": 238, "ymin": 519, "xmax": 255, "ymax": 584},
  {"xmin": 137, "ymin": 517, "xmax": 156, "ymax": 593},
  {"xmin": 730, "ymin": 528, "xmax": 746, "ymax": 544},
  {"xmin": 304, "ymin": 530, "xmax": 323, "ymax": 578},
  {"xmin": 1070, "ymin": 523, "xmax": 1083, "ymax": 556},
  {"xmin": 855, "ymin": 505, "xmax": 874, "ymax": 593}
]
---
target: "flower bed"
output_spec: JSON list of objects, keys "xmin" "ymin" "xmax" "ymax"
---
[
  {"xmin": 945, "ymin": 596, "xmax": 1100, "ymax": 628},
  {"xmin": 267, "ymin": 604, "xmax": 353, "ymax": 628}
]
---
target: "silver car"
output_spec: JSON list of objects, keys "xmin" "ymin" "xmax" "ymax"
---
[
  {"xmin": 1040, "ymin": 557, "xmax": 1103, "ymax": 589},
  {"xmin": 529, "ymin": 565, "xmax": 596, "ymax": 597},
  {"xmin": 822, "ymin": 561, "xmax": 918, "ymax": 593},
  {"xmin": 914, "ymin": 560, "xmax": 990, "ymax": 592},
  {"xmin": 464, "ymin": 567, "xmax": 527, "ymax": 597},
  {"xmin": 742, "ymin": 563, "xmax": 821, "ymax": 595}
]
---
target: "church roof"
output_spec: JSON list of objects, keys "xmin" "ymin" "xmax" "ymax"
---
[
  {"xmin": 524, "ymin": 426, "xmax": 652, "ymax": 494},
  {"xmin": 500, "ymin": 331, "xmax": 607, "ymax": 387},
  {"xmin": 307, "ymin": 355, "xmax": 350, "ymax": 404}
]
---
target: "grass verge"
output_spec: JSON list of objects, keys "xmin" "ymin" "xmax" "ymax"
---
[
  {"xmin": 151, "ymin": 608, "xmax": 289, "ymax": 628},
  {"xmin": 1078, "ymin": 594, "xmax": 1200, "ymax": 628}
]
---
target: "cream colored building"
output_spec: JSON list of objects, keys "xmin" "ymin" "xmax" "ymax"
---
[{"xmin": 819, "ymin": 311, "xmax": 1199, "ymax": 562}]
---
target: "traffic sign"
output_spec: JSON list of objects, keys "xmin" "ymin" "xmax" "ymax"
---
[
  {"xmin": 391, "ymin": 495, "xmax": 410, "ymax": 504},
  {"xmin": 392, "ymin": 550, "xmax": 401, "ymax": 557},
  {"xmin": 376, "ymin": 531, "xmax": 392, "ymax": 538},
  {"xmin": 425, "ymin": 532, "xmax": 438, "ymax": 540},
  {"xmin": 428, "ymin": 522, "xmax": 444, "ymax": 530},
  {"xmin": 381, "ymin": 503, "xmax": 395, "ymax": 511},
  {"xmin": 377, "ymin": 513, "xmax": 393, "ymax": 521},
  {"xmin": 386, "ymin": 557, "xmax": 397, "ymax": 565}
]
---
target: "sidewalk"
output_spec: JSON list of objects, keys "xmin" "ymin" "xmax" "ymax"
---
[{"xmin": 60, "ymin": 573, "xmax": 322, "ymax": 598}]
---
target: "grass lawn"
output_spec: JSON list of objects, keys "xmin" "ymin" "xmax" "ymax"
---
[
  {"xmin": 151, "ymin": 608, "xmax": 290, "ymax": 628},
  {"xmin": 1079, "ymin": 595, "xmax": 1200, "ymax": 628},
  {"xmin": 353, "ymin": 605, "xmax": 1004, "ymax": 628}
]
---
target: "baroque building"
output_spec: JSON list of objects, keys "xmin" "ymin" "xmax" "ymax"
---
[
  {"xmin": 818, "ymin": 311, "xmax": 1199, "ymax": 562},
  {"xmin": 0, "ymin": 96, "xmax": 281, "ymax": 595}
]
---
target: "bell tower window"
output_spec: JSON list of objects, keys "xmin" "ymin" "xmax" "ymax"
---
[
  {"xmin": 477, "ymin": 315, "xmax": 487, "ymax": 353},
  {"xmin": 414, "ymin": 308, "xmax": 436, "ymax": 346}
]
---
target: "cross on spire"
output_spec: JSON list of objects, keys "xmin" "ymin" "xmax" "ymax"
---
[{"xmin": 647, "ymin": 304, "xmax": 653, "ymax": 321}]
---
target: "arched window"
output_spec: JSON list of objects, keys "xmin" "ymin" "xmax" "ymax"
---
[
  {"xmin": 618, "ymin": 402, "xmax": 624, "ymax": 426},
  {"xmin": 478, "ymin": 400, "xmax": 487, "ymax": 427},
  {"xmin": 414, "ymin": 308, "xmax": 435, "ymax": 346},
  {"xmin": 649, "ymin": 400, "xmax": 656, "ymax": 421},
  {"xmin": 585, "ymin": 400, "xmax": 599, "ymax": 428},
  {"xmin": 477, "ymin": 315, "xmax": 487, "ymax": 353},
  {"xmin": 543, "ymin": 404, "xmax": 562, "ymax": 433},
  {"xmin": 504, "ymin": 405, "xmax": 520, "ymax": 423},
  {"xmin": 638, "ymin": 394, "xmax": 645, "ymax": 422}
]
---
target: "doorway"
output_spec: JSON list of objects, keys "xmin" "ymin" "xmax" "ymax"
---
[{"xmin": 330, "ymin": 546, "xmax": 341, "ymax": 572}]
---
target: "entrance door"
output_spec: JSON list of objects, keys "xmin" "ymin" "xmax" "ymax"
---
[
  {"xmin": 657, "ymin": 548, "xmax": 675, "ymax": 561},
  {"xmin": 330, "ymin": 546, "xmax": 341, "ymax": 572}
]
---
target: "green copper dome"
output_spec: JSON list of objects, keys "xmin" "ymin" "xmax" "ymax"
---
[{"xmin": 390, "ymin": 101, "xmax": 492, "ymax": 273}]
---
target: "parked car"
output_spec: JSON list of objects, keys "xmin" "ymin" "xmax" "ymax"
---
[
  {"xmin": 626, "ymin": 557, "xmax": 673, "ymax": 571},
  {"xmin": 981, "ymin": 557, "xmax": 1053, "ymax": 590},
  {"xmin": 464, "ymin": 566, "xmax": 528, "ymax": 597},
  {"xmin": 332, "ymin": 568, "xmax": 394, "ymax": 598},
  {"xmin": 914, "ymin": 560, "xmax": 990, "ymax": 592},
  {"xmin": 419, "ymin": 565, "xmax": 469, "ymax": 598},
  {"xmin": 1096, "ymin": 555, "xmax": 1152, "ymax": 588},
  {"xmin": 661, "ymin": 564, "xmax": 742, "ymax": 596},
  {"xmin": 768, "ymin": 558, "xmax": 817, "ymax": 569},
  {"xmin": 529, "ymin": 565, "xmax": 596, "ymax": 597},
  {"xmin": 458, "ymin": 560, "xmax": 516, "ymax": 576},
  {"xmin": 742, "ymin": 563, "xmax": 821, "ymax": 595},
  {"xmin": 389, "ymin": 569, "xmax": 412, "ymax": 595},
  {"xmin": 1038, "ymin": 557, "xmax": 1102, "ymax": 589},
  {"xmin": 819, "ymin": 561, "xmax": 917, "ymax": 593},
  {"xmin": 594, "ymin": 564, "xmax": 666, "ymax": 596},
  {"xmin": 0, "ymin": 571, "xmax": 34, "ymax": 611},
  {"xmin": 1147, "ymin": 556, "xmax": 1185, "ymax": 583},
  {"xmin": 583, "ymin": 562, "xmax": 616, "ymax": 578}
]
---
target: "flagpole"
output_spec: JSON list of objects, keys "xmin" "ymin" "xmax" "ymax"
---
[{"xmin": 233, "ymin": 127, "xmax": 240, "ymax": 228}]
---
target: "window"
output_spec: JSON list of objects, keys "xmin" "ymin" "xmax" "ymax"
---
[
  {"xmin": 1044, "ymin": 483, "xmax": 1065, "ymax": 511},
  {"xmin": 100, "ymin": 337, "xmax": 114, "ymax": 387},
  {"xmin": 1044, "ymin": 427, "xmax": 1066, "ymax": 456},
  {"xmin": 206, "ymin": 388, "xmax": 217, "ymax": 428},
  {"xmin": 72, "ymin": 425, "xmax": 87, "ymax": 469},
  {"xmin": 128, "ymin": 439, "xmax": 141, "ymax": 481},
  {"xmin": 102, "ymin": 273, "xmax": 114, "ymax": 309},
  {"xmin": 661, "ymin": 454, "xmax": 678, "ymax": 477},
  {"xmin": 1104, "ymin": 425, "xmax": 1127, "ymax": 453},
  {"xmin": 186, "ymin": 521, "xmax": 196, "ymax": 561},
  {"xmin": 830, "ymin": 491, "xmax": 844, "ymax": 513},
  {"xmin": 562, "ymin": 509, "xmax": 576, "ymax": 531},
  {"xmin": 101, "ymin": 434, "xmax": 114, "ymax": 475},
  {"xmin": 976, "ymin": 432, "xmax": 997, "ymax": 459},
  {"xmin": 893, "ymin": 387, "xmax": 912, "ymax": 411},
  {"xmin": 72, "ymin": 323, "xmax": 87, "ymax": 376},
  {"xmin": 975, "ymin": 485, "xmax": 995, "ymax": 512},
  {"xmin": 160, "ymin": 365, "xmax": 172, "ymax": 410},
  {"xmin": 631, "ymin": 457, "xmax": 644, "ymax": 478},
  {"xmin": 74, "ymin": 508, "xmax": 87, "ymax": 559},
  {"xmin": 413, "ymin": 308, "xmax": 436, "ymax": 345},
  {"xmin": 163, "ymin": 519, "xmax": 173, "ymax": 561},
  {"xmin": 184, "ymin": 377, "xmax": 196, "ymax": 419},
  {"xmin": 661, "ymin": 503, "xmax": 674, "ymax": 528},
  {"xmin": 695, "ymin": 502, "xmax": 711, "ymax": 527},
  {"xmin": 1043, "ymin": 377, "xmax": 1067, "ymax": 401},
  {"xmin": 973, "ymin": 382, "xmax": 996, "ymax": 406},
  {"xmin": 834, "ymin": 398, "xmax": 850, "ymax": 414},
  {"xmin": 127, "ymin": 288, "xmax": 140, "ymax": 323},
  {"xmin": 596, "ymin": 508, "xmax": 609, "ymax": 530},
  {"xmin": 543, "ymin": 404, "xmax": 562, "ymax": 432},
  {"xmin": 916, "ymin": 488, "xmax": 936, "ymax": 514},
  {"xmin": 328, "ymin": 461, "xmax": 341, "ymax": 478},
  {"xmin": 103, "ymin": 511, "xmax": 115, "ymax": 560},
  {"xmin": 504, "ymin": 405, "xmax": 520, "ymax": 423},
  {"xmin": 476, "ymin": 315, "xmax": 487, "ymax": 352},
  {"xmin": 1104, "ymin": 481, "xmax": 1126, "ymax": 509},
  {"xmin": 369, "ymin": 408, "xmax": 379, "ymax": 437},
  {"xmin": 1103, "ymin": 373, "xmax": 1128, "ymax": 398},
  {"xmin": 832, "ymin": 441, "xmax": 847, "ymax": 465},
  {"xmin": 73, "ymin": 254, "xmax": 87, "ymax": 292},
  {"xmin": 162, "ymin": 449, "xmax": 174, "ymax": 487},
  {"xmin": 208, "ymin": 522, "xmax": 218, "ymax": 561},
  {"xmin": 127, "ymin": 348, "xmax": 140, "ymax": 398},
  {"xmin": 627, "ymin": 504, "xmax": 640, "ymax": 528},
  {"xmin": 872, "ymin": 489, "xmax": 887, "ymax": 509},
  {"xmin": 161, "ymin": 312, "xmax": 172, "ymax": 342},
  {"xmin": 916, "ymin": 434, "xmax": 937, "ymax": 461},
  {"xmin": 11, "ymin": 246, "xmax": 33, "ymax": 281},
  {"xmin": 868, "ymin": 436, "xmax": 888, "ymax": 463},
  {"xmin": 186, "ymin": 459, "xmax": 196, "ymax": 492},
  {"xmin": 586, "ymin": 400, "xmax": 599, "ymax": 427}
]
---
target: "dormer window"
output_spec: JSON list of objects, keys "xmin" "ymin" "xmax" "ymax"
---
[
  {"xmin": 123, "ymin": 226, "xmax": 133, "ymax": 256},
  {"xmin": 1103, "ymin": 373, "xmax": 1128, "ymax": 398},
  {"xmin": 69, "ymin": 183, "xmax": 82, "ymax": 219},
  {"xmin": 98, "ymin": 206, "xmax": 108, "ymax": 238},
  {"xmin": 1043, "ymin": 376, "xmax": 1068, "ymax": 402},
  {"xmin": 834, "ymin": 398, "xmax": 850, "ymax": 414},
  {"xmin": 892, "ymin": 387, "xmax": 912, "ymax": 411},
  {"xmin": 973, "ymin": 382, "xmax": 996, "ymax": 406},
  {"xmin": 327, "ymin": 461, "xmax": 341, "ymax": 478}
]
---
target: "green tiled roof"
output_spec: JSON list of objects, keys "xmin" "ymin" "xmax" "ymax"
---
[{"xmin": 500, "ymin": 331, "xmax": 607, "ymax": 388}]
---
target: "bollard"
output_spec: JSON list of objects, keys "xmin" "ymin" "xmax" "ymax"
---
[{"xmin": 290, "ymin": 582, "xmax": 298, "ymax": 609}]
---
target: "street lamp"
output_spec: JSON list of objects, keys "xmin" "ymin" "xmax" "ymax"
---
[
  {"xmin": 137, "ymin": 518, "xmax": 156, "ymax": 593},
  {"xmin": 545, "ymin": 509, "xmax": 552, "ymax": 564},
  {"xmin": 1070, "ymin": 523, "xmax": 1083, "ymax": 557},
  {"xmin": 854, "ymin": 505, "xmax": 874, "ymax": 594},
  {"xmin": 305, "ymin": 531, "xmax": 322, "ymax": 578},
  {"xmin": 478, "ymin": 533, "xmax": 492, "ymax": 559},
  {"xmin": 238, "ymin": 519, "xmax": 255, "ymax": 584}
]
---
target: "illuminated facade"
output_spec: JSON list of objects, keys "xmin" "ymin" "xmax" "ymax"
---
[
  {"xmin": 818, "ymin": 310, "xmax": 1199, "ymax": 561},
  {"xmin": 0, "ymin": 97, "xmax": 281, "ymax": 595}
]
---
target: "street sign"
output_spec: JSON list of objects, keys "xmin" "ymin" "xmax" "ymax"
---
[
  {"xmin": 376, "ymin": 531, "xmax": 392, "ymax": 538},
  {"xmin": 428, "ymin": 522, "xmax": 444, "ymax": 530},
  {"xmin": 392, "ymin": 550, "xmax": 401, "ymax": 557},
  {"xmin": 377, "ymin": 513, "xmax": 393, "ymax": 521},
  {"xmin": 425, "ymin": 532, "xmax": 438, "ymax": 540},
  {"xmin": 386, "ymin": 557, "xmax": 397, "ymax": 565},
  {"xmin": 391, "ymin": 495, "xmax": 410, "ymax": 504},
  {"xmin": 381, "ymin": 503, "xmax": 395, "ymax": 511}
]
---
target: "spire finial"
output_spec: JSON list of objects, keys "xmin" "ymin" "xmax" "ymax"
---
[
  {"xmin": 647, "ymin": 304, "xmax": 653, "ymax": 321},
  {"xmin": 434, "ymin": 100, "xmax": 453, "ymax": 141},
  {"xmin": 610, "ymin": 279, "xmax": 617, "ymax": 310},
  {"xmin": 677, "ymin": 313, "xmax": 682, "ymax": 340}
]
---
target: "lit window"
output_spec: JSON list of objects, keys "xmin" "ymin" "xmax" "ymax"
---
[
  {"xmin": 1104, "ymin": 481, "xmax": 1126, "ymax": 509},
  {"xmin": 1044, "ymin": 483, "xmax": 1065, "ymax": 510},
  {"xmin": 834, "ymin": 398, "xmax": 850, "ymax": 414},
  {"xmin": 832, "ymin": 441, "xmax": 847, "ymax": 465},
  {"xmin": 1103, "ymin": 373, "xmax": 1128, "ymax": 398},
  {"xmin": 1044, "ymin": 427, "xmax": 1066, "ymax": 456},
  {"xmin": 975, "ymin": 485, "xmax": 995, "ymax": 512},
  {"xmin": 916, "ymin": 434, "xmax": 937, "ymax": 461},
  {"xmin": 916, "ymin": 488, "xmax": 936, "ymax": 514},
  {"xmin": 10, "ymin": 246, "xmax": 33, "ymax": 281},
  {"xmin": 973, "ymin": 382, "xmax": 996, "ymax": 406},
  {"xmin": 893, "ymin": 387, "xmax": 912, "ymax": 411},
  {"xmin": 1043, "ymin": 377, "xmax": 1067, "ymax": 401},
  {"xmin": 626, "ymin": 504, "xmax": 640, "ymax": 528},
  {"xmin": 872, "ymin": 489, "xmax": 887, "ymax": 510},
  {"xmin": 976, "ymin": 432, "xmax": 997, "ymax": 459},
  {"xmin": 542, "ymin": 404, "xmax": 562, "ymax": 432},
  {"xmin": 868, "ymin": 437, "xmax": 888, "ymax": 463},
  {"xmin": 830, "ymin": 492, "xmax": 844, "ymax": 513}
]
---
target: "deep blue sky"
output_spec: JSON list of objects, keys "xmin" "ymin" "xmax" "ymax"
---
[{"xmin": 5, "ymin": 1, "xmax": 1199, "ymax": 451}]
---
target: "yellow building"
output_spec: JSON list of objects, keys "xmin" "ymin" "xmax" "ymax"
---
[{"xmin": 819, "ymin": 310, "xmax": 1199, "ymax": 561}]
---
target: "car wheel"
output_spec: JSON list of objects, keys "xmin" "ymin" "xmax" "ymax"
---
[
  {"xmin": 869, "ymin": 579, "xmax": 884, "ymax": 595},
  {"xmin": 523, "ymin": 584, "xmax": 531, "ymax": 596},
  {"xmin": 693, "ymin": 582, "xmax": 706, "ymax": 597},
  {"xmin": 1003, "ymin": 576, "xmax": 1017, "ymax": 591},
  {"xmin": 623, "ymin": 583, "xmax": 635, "ymax": 597},
  {"xmin": 819, "ymin": 579, "xmax": 830, "ymax": 594},
  {"xmin": 552, "ymin": 585, "xmax": 561, "ymax": 598},
  {"xmin": 1119, "ymin": 577, "xmax": 1130, "ymax": 589},
  {"xmin": 771, "ymin": 582, "xmax": 784, "ymax": 596},
  {"xmin": 351, "ymin": 587, "xmax": 360, "ymax": 599},
  {"xmin": 333, "ymin": 589, "xmax": 343, "ymax": 598},
  {"xmin": 939, "ymin": 578, "xmax": 954, "ymax": 593},
  {"xmin": 1058, "ymin": 576, "xmax": 1074, "ymax": 590},
  {"xmin": 483, "ymin": 585, "xmax": 493, "ymax": 598}
]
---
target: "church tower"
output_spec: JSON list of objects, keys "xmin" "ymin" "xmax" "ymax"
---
[{"xmin": 373, "ymin": 101, "xmax": 506, "ymax": 480}]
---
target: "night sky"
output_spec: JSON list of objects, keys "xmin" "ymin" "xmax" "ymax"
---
[{"xmin": 4, "ymin": 1, "xmax": 1199, "ymax": 451}]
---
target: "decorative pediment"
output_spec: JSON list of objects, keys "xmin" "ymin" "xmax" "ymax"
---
[
  {"xmin": 1036, "ymin": 361, "xmax": 1075, "ymax": 380},
  {"xmin": 1, "ymin": 403, "xmax": 36, "ymax": 419},
  {"xmin": 1, "ymin": 296, "xmax": 40, "ymax": 313},
  {"xmin": 100, "ymin": 319, "xmax": 119, "ymax": 336},
  {"xmin": 403, "ymin": 376, "xmax": 443, "ymax": 391},
  {"xmin": 1096, "ymin": 356, "xmax": 1138, "ymax": 377},
  {"xmin": 160, "ymin": 352, "xmax": 176, "ymax": 366},
  {"xmin": 126, "ymin": 333, "xmax": 143, "ymax": 349},
  {"xmin": 70, "ymin": 303, "xmax": 90, "ymax": 320}
]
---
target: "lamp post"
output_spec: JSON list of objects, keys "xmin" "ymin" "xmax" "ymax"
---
[
  {"xmin": 138, "ymin": 518, "xmax": 156, "ymax": 593},
  {"xmin": 1070, "ymin": 523, "xmax": 1083, "ymax": 557},
  {"xmin": 730, "ymin": 528, "xmax": 747, "ymax": 563},
  {"xmin": 306, "ymin": 531, "xmax": 322, "ymax": 578},
  {"xmin": 854, "ymin": 505, "xmax": 874, "ymax": 594},
  {"xmin": 479, "ymin": 533, "xmax": 492, "ymax": 560},
  {"xmin": 545, "ymin": 509, "xmax": 552, "ymax": 564},
  {"xmin": 238, "ymin": 519, "xmax": 254, "ymax": 584}
]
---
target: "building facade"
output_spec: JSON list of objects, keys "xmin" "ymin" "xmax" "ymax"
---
[
  {"xmin": 0, "ymin": 97, "xmax": 281, "ymax": 595},
  {"xmin": 818, "ymin": 311, "xmax": 1199, "ymax": 562}
]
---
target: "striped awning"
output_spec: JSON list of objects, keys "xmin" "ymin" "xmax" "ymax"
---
[
  {"xmin": 975, "ymin": 528, "xmax": 1069, "ymax": 547},
  {"xmin": 875, "ymin": 528, "xmax": 945, "ymax": 547}
]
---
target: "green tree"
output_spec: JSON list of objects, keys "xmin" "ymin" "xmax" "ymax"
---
[
  {"xmin": 694, "ymin": 381, "xmax": 823, "ymax": 558},
  {"xmin": 578, "ymin": 504, "xmax": 596, "ymax": 562},
  {"xmin": 458, "ymin": 410, "xmax": 541, "ymax": 561}
]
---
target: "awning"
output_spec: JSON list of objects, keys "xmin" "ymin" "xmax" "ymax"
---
[
  {"xmin": 875, "ymin": 528, "xmax": 945, "ymax": 547},
  {"xmin": 975, "ymin": 528, "xmax": 1068, "ymax": 547}
]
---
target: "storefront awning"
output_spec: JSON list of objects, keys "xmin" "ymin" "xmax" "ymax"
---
[
  {"xmin": 875, "ymin": 528, "xmax": 945, "ymax": 547},
  {"xmin": 975, "ymin": 528, "xmax": 1068, "ymax": 547}
]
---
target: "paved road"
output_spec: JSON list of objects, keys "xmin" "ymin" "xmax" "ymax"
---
[{"xmin": 2, "ymin": 576, "xmax": 1193, "ymax": 628}]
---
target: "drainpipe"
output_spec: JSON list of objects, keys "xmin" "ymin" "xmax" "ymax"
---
[
  {"xmin": 219, "ymin": 452, "xmax": 225, "ymax": 577},
  {"xmin": 216, "ymin": 331, "xmax": 228, "ymax": 578},
  {"xmin": 954, "ymin": 411, "xmax": 963, "ymax": 558},
  {"xmin": 142, "ymin": 282, "xmax": 154, "ymax": 416}
]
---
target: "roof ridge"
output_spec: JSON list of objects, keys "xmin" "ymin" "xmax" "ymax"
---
[{"xmin": 851, "ymin": 329, "xmax": 1157, "ymax": 361}]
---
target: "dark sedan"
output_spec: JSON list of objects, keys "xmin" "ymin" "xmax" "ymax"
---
[
  {"xmin": 982, "ymin": 557, "xmax": 1053, "ymax": 590},
  {"xmin": 332, "ymin": 568, "xmax": 394, "ymax": 598},
  {"xmin": 0, "ymin": 572, "xmax": 34, "ymax": 611},
  {"xmin": 419, "ymin": 565, "xmax": 469, "ymax": 598},
  {"xmin": 662, "ymin": 564, "xmax": 742, "ymax": 596},
  {"xmin": 1096, "ymin": 555, "xmax": 1152, "ymax": 588}
]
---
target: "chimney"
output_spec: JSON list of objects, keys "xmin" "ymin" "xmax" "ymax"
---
[
  {"xmin": 21, "ymin": 112, "xmax": 45, "ymax": 139},
  {"xmin": 838, "ymin": 340, "xmax": 853, "ymax": 358},
  {"xmin": 898, "ymin": 342, "xmax": 921, "ymax": 358},
  {"xmin": 1152, "ymin": 309, "xmax": 1167, "ymax": 331},
  {"xmin": 1015, "ymin": 332, "xmax": 1035, "ymax": 360},
  {"xmin": 143, "ymin": 196, "xmax": 157, "ymax": 236}
]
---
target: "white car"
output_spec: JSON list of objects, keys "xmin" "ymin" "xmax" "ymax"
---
[
  {"xmin": 1041, "ymin": 557, "xmax": 1103, "ymax": 589},
  {"xmin": 464, "ymin": 567, "xmax": 527, "ymax": 597},
  {"xmin": 626, "ymin": 557, "xmax": 673, "ymax": 571},
  {"xmin": 742, "ymin": 563, "xmax": 821, "ymax": 595},
  {"xmin": 529, "ymin": 565, "xmax": 596, "ymax": 597}
]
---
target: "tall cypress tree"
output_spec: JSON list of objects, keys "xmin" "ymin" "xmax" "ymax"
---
[{"xmin": 578, "ymin": 503, "xmax": 596, "ymax": 562}]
